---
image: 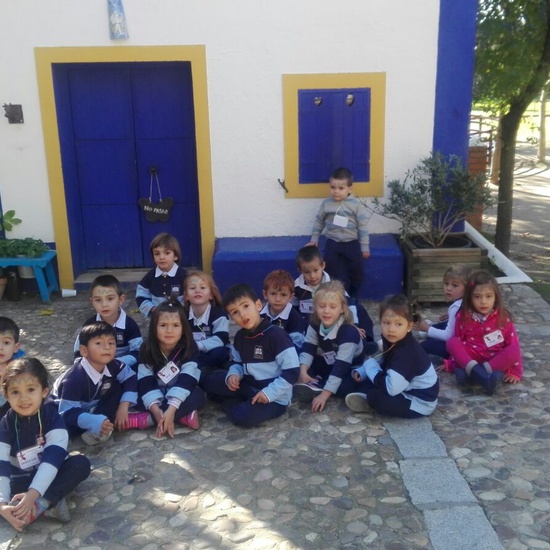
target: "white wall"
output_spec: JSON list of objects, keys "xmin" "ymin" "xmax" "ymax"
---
[{"xmin": 0, "ymin": 0, "xmax": 439, "ymax": 241}]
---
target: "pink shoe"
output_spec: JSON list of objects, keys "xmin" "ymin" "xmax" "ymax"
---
[
  {"xmin": 179, "ymin": 410, "xmax": 199, "ymax": 430},
  {"xmin": 127, "ymin": 411, "xmax": 152, "ymax": 430}
]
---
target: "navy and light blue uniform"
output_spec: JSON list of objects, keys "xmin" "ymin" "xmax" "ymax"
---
[
  {"xmin": 188, "ymin": 303, "xmax": 230, "ymax": 379},
  {"xmin": 354, "ymin": 332, "xmax": 439, "ymax": 418},
  {"xmin": 300, "ymin": 318, "xmax": 365, "ymax": 396},
  {"xmin": 203, "ymin": 318, "xmax": 300, "ymax": 427},
  {"xmin": 73, "ymin": 309, "xmax": 143, "ymax": 369},
  {"xmin": 0, "ymin": 402, "xmax": 90, "ymax": 506},
  {"xmin": 260, "ymin": 302, "xmax": 306, "ymax": 351},
  {"xmin": 136, "ymin": 264, "xmax": 188, "ymax": 317},
  {"xmin": 137, "ymin": 346, "xmax": 206, "ymax": 419},
  {"xmin": 52, "ymin": 357, "xmax": 137, "ymax": 436}
]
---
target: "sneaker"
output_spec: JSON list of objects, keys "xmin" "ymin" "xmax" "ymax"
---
[
  {"xmin": 126, "ymin": 411, "xmax": 153, "ymax": 430},
  {"xmin": 454, "ymin": 368, "xmax": 469, "ymax": 386},
  {"xmin": 345, "ymin": 392, "xmax": 370, "ymax": 413},
  {"xmin": 179, "ymin": 410, "xmax": 199, "ymax": 430},
  {"xmin": 293, "ymin": 381, "xmax": 323, "ymax": 402},
  {"xmin": 44, "ymin": 497, "xmax": 71, "ymax": 523},
  {"xmin": 486, "ymin": 371, "xmax": 504, "ymax": 396},
  {"xmin": 81, "ymin": 430, "xmax": 112, "ymax": 446}
]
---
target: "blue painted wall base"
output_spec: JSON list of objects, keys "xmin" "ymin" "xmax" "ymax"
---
[{"xmin": 212, "ymin": 234, "xmax": 403, "ymax": 301}]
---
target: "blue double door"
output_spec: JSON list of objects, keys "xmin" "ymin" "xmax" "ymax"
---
[{"xmin": 53, "ymin": 61, "xmax": 201, "ymax": 274}]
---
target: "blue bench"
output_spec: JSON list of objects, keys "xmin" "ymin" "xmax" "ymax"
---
[
  {"xmin": 0, "ymin": 250, "xmax": 59, "ymax": 303},
  {"xmin": 212, "ymin": 234, "xmax": 403, "ymax": 300}
]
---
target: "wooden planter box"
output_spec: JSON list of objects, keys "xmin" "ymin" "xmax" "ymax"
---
[{"xmin": 402, "ymin": 234, "xmax": 488, "ymax": 304}]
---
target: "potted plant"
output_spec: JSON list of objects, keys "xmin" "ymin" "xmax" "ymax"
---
[{"xmin": 372, "ymin": 151, "xmax": 493, "ymax": 302}]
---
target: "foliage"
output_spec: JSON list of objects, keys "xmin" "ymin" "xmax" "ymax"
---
[
  {"xmin": 0, "ymin": 210, "xmax": 22, "ymax": 233},
  {"xmin": 372, "ymin": 152, "xmax": 493, "ymax": 248},
  {"xmin": 0, "ymin": 238, "xmax": 49, "ymax": 258}
]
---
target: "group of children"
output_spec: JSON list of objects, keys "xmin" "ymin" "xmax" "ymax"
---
[{"xmin": 0, "ymin": 167, "xmax": 523, "ymax": 530}]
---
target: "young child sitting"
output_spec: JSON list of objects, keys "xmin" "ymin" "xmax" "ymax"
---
[
  {"xmin": 415, "ymin": 264, "xmax": 470, "ymax": 360},
  {"xmin": 183, "ymin": 270, "xmax": 230, "ymax": 383},
  {"xmin": 306, "ymin": 167, "xmax": 370, "ymax": 301},
  {"xmin": 137, "ymin": 299, "xmax": 206, "ymax": 437},
  {"xmin": 136, "ymin": 232, "xmax": 188, "ymax": 318},
  {"xmin": 74, "ymin": 275, "xmax": 143, "ymax": 370},
  {"xmin": 203, "ymin": 284, "xmax": 300, "ymax": 428},
  {"xmin": 0, "ymin": 317, "xmax": 25, "ymax": 420},
  {"xmin": 53, "ymin": 322, "xmax": 140, "ymax": 445},
  {"xmin": 445, "ymin": 270, "xmax": 523, "ymax": 394},
  {"xmin": 293, "ymin": 245, "xmax": 376, "ymax": 353},
  {"xmin": 261, "ymin": 269, "xmax": 306, "ymax": 350},
  {"xmin": 346, "ymin": 294, "xmax": 439, "ymax": 418},
  {"xmin": 294, "ymin": 281, "xmax": 365, "ymax": 412},
  {"xmin": 0, "ymin": 358, "xmax": 90, "ymax": 531}
]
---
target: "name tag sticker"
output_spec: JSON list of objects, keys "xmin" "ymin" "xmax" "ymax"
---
[
  {"xmin": 193, "ymin": 332, "xmax": 206, "ymax": 342},
  {"xmin": 17, "ymin": 444, "xmax": 44, "ymax": 470},
  {"xmin": 484, "ymin": 330, "xmax": 504, "ymax": 347},
  {"xmin": 333, "ymin": 214, "xmax": 349, "ymax": 228},
  {"xmin": 299, "ymin": 300, "xmax": 314, "ymax": 314},
  {"xmin": 158, "ymin": 361, "xmax": 179, "ymax": 383}
]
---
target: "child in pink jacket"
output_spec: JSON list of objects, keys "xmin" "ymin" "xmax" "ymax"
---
[{"xmin": 445, "ymin": 270, "xmax": 522, "ymax": 395}]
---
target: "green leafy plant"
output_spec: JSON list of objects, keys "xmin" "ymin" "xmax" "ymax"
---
[
  {"xmin": 0, "ymin": 210, "xmax": 22, "ymax": 233},
  {"xmin": 372, "ymin": 151, "xmax": 494, "ymax": 248},
  {"xmin": 0, "ymin": 238, "xmax": 48, "ymax": 258}
]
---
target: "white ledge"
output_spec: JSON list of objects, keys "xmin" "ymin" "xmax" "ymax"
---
[{"xmin": 464, "ymin": 222, "xmax": 532, "ymax": 284}]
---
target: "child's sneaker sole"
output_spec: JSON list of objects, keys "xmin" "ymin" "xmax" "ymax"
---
[
  {"xmin": 345, "ymin": 392, "xmax": 370, "ymax": 413},
  {"xmin": 293, "ymin": 383, "xmax": 322, "ymax": 402},
  {"xmin": 44, "ymin": 497, "xmax": 71, "ymax": 523}
]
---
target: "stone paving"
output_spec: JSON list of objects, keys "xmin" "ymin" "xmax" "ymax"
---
[{"xmin": 0, "ymin": 283, "xmax": 548, "ymax": 549}]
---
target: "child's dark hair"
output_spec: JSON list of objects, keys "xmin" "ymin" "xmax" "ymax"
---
[
  {"xmin": 379, "ymin": 294, "xmax": 414, "ymax": 323},
  {"xmin": 462, "ymin": 269, "xmax": 509, "ymax": 326},
  {"xmin": 312, "ymin": 281, "xmax": 354, "ymax": 325},
  {"xmin": 444, "ymin": 264, "xmax": 471, "ymax": 287},
  {"xmin": 0, "ymin": 317, "xmax": 20, "ymax": 343},
  {"xmin": 263, "ymin": 270, "xmax": 295, "ymax": 293},
  {"xmin": 150, "ymin": 232, "xmax": 182, "ymax": 262},
  {"xmin": 2, "ymin": 358, "xmax": 50, "ymax": 395},
  {"xmin": 90, "ymin": 274, "xmax": 124, "ymax": 297},
  {"xmin": 184, "ymin": 270, "xmax": 223, "ymax": 307},
  {"xmin": 140, "ymin": 299, "xmax": 196, "ymax": 370},
  {"xmin": 330, "ymin": 167, "xmax": 353, "ymax": 186},
  {"xmin": 296, "ymin": 245, "xmax": 324, "ymax": 268},
  {"xmin": 79, "ymin": 322, "xmax": 117, "ymax": 347},
  {"xmin": 222, "ymin": 283, "xmax": 259, "ymax": 310}
]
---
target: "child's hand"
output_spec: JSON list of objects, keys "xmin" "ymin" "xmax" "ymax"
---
[
  {"xmin": 100, "ymin": 419, "xmax": 114, "ymax": 437},
  {"xmin": 251, "ymin": 391, "xmax": 269, "ymax": 405},
  {"xmin": 156, "ymin": 407, "xmax": 176, "ymax": 438},
  {"xmin": 114, "ymin": 402, "xmax": 130, "ymax": 431},
  {"xmin": 9, "ymin": 489, "xmax": 39, "ymax": 523},
  {"xmin": 0, "ymin": 504, "xmax": 26, "ymax": 531},
  {"xmin": 415, "ymin": 319, "xmax": 431, "ymax": 332},
  {"xmin": 311, "ymin": 390, "xmax": 331, "ymax": 412},
  {"xmin": 305, "ymin": 241, "xmax": 317, "ymax": 247},
  {"xmin": 362, "ymin": 251, "xmax": 370, "ymax": 259},
  {"xmin": 435, "ymin": 362, "xmax": 447, "ymax": 373},
  {"xmin": 439, "ymin": 313, "xmax": 449, "ymax": 322},
  {"xmin": 226, "ymin": 375, "xmax": 240, "ymax": 391},
  {"xmin": 352, "ymin": 370, "xmax": 362, "ymax": 382},
  {"xmin": 504, "ymin": 373, "xmax": 520, "ymax": 384},
  {"xmin": 297, "ymin": 365, "xmax": 315, "ymax": 384},
  {"xmin": 355, "ymin": 326, "xmax": 367, "ymax": 340}
]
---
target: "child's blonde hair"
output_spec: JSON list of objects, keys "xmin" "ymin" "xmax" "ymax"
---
[
  {"xmin": 183, "ymin": 270, "xmax": 223, "ymax": 307},
  {"xmin": 444, "ymin": 264, "xmax": 471, "ymax": 286},
  {"xmin": 312, "ymin": 281, "xmax": 354, "ymax": 325}
]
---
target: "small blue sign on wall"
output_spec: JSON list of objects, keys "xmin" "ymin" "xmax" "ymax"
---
[{"xmin": 298, "ymin": 88, "xmax": 371, "ymax": 184}]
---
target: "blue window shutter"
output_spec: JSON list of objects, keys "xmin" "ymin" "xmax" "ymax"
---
[{"xmin": 298, "ymin": 88, "xmax": 371, "ymax": 183}]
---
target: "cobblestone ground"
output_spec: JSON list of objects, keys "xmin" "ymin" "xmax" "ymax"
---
[{"xmin": 0, "ymin": 283, "xmax": 549, "ymax": 549}]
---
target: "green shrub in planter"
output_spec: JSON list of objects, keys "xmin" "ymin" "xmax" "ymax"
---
[{"xmin": 0, "ymin": 238, "xmax": 49, "ymax": 258}]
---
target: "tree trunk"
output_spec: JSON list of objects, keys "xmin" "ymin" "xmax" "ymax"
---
[
  {"xmin": 539, "ymin": 87, "xmax": 547, "ymax": 163},
  {"xmin": 490, "ymin": 121, "xmax": 502, "ymax": 184}
]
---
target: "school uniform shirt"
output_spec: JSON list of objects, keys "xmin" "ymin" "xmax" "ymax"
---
[
  {"xmin": 0, "ymin": 401, "xmax": 68, "ymax": 503},
  {"xmin": 447, "ymin": 310, "xmax": 523, "ymax": 379},
  {"xmin": 73, "ymin": 308, "xmax": 143, "ymax": 368},
  {"xmin": 136, "ymin": 264, "xmax": 188, "ymax": 317},
  {"xmin": 227, "ymin": 318, "xmax": 300, "ymax": 406},
  {"xmin": 260, "ymin": 302, "xmax": 306, "ymax": 350},
  {"xmin": 299, "ymin": 318, "xmax": 364, "ymax": 394},
  {"xmin": 426, "ymin": 299, "xmax": 462, "ymax": 342},
  {"xmin": 188, "ymin": 303, "xmax": 230, "ymax": 353},
  {"xmin": 52, "ymin": 357, "xmax": 138, "ymax": 435},
  {"xmin": 293, "ymin": 271, "xmax": 331, "ymax": 319},
  {"xmin": 310, "ymin": 195, "xmax": 370, "ymax": 252},
  {"xmin": 138, "ymin": 347, "xmax": 201, "ymax": 410},
  {"xmin": 355, "ymin": 332, "xmax": 439, "ymax": 416}
]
